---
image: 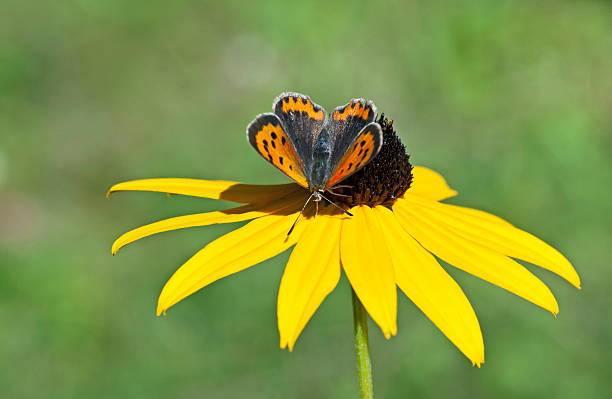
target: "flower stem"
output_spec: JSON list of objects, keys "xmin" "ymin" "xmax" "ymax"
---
[{"xmin": 352, "ymin": 288, "xmax": 374, "ymax": 399}]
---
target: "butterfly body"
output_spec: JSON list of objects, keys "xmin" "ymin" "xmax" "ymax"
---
[
  {"xmin": 247, "ymin": 92, "xmax": 383, "ymax": 197},
  {"xmin": 309, "ymin": 127, "xmax": 333, "ymax": 191}
]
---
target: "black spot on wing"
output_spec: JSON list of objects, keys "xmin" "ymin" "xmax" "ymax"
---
[
  {"xmin": 361, "ymin": 149, "xmax": 369, "ymax": 160},
  {"xmin": 247, "ymin": 113, "xmax": 284, "ymax": 159},
  {"xmin": 272, "ymin": 93, "xmax": 326, "ymax": 165}
]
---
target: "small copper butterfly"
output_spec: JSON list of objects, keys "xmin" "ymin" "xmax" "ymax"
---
[{"xmin": 247, "ymin": 92, "xmax": 382, "ymax": 216}]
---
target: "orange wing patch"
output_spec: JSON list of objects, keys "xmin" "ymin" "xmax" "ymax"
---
[
  {"xmin": 332, "ymin": 100, "xmax": 371, "ymax": 122},
  {"xmin": 280, "ymin": 96, "xmax": 325, "ymax": 120},
  {"xmin": 326, "ymin": 124, "xmax": 382, "ymax": 189},
  {"xmin": 247, "ymin": 114, "xmax": 309, "ymax": 188}
]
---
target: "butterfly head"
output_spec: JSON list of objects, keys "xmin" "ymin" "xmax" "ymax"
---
[{"xmin": 311, "ymin": 189, "xmax": 324, "ymax": 202}]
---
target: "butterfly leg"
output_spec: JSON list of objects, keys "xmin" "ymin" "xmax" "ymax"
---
[
  {"xmin": 318, "ymin": 192, "xmax": 353, "ymax": 217},
  {"xmin": 326, "ymin": 189, "xmax": 351, "ymax": 198}
]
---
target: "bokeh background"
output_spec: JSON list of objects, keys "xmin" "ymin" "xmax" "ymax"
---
[{"xmin": 1, "ymin": 1, "xmax": 611, "ymax": 398}]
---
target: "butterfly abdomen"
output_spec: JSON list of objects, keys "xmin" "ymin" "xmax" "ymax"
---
[{"xmin": 309, "ymin": 128, "xmax": 332, "ymax": 190}]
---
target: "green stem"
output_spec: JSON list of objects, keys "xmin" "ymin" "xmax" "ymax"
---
[{"xmin": 352, "ymin": 288, "xmax": 374, "ymax": 399}]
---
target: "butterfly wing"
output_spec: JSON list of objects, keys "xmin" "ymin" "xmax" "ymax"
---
[
  {"xmin": 325, "ymin": 122, "xmax": 383, "ymax": 189},
  {"xmin": 327, "ymin": 98, "xmax": 377, "ymax": 172},
  {"xmin": 273, "ymin": 92, "xmax": 327, "ymax": 173},
  {"xmin": 247, "ymin": 113, "xmax": 309, "ymax": 188},
  {"xmin": 323, "ymin": 98, "xmax": 381, "ymax": 188}
]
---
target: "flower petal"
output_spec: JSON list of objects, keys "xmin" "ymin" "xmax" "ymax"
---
[
  {"xmin": 340, "ymin": 205, "xmax": 397, "ymax": 338},
  {"xmin": 108, "ymin": 178, "xmax": 301, "ymax": 203},
  {"xmin": 111, "ymin": 191, "xmax": 306, "ymax": 255},
  {"xmin": 444, "ymin": 204, "xmax": 513, "ymax": 227},
  {"xmin": 394, "ymin": 199, "xmax": 559, "ymax": 315},
  {"xmin": 277, "ymin": 209, "xmax": 343, "ymax": 351},
  {"xmin": 408, "ymin": 166, "xmax": 458, "ymax": 201},
  {"xmin": 375, "ymin": 206, "xmax": 484, "ymax": 366},
  {"xmin": 403, "ymin": 193, "xmax": 580, "ymax": 289},
  {"xmin": 157, "ymin": 211, "xmax": 312, "ymax": 315}
]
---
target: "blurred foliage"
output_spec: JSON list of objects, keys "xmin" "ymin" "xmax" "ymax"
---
[{"xmin": 1, "ymin": 0, "xmax": 611, "ymax": 398}]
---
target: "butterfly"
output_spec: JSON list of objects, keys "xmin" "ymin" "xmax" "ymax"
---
[{"xmin": 246, "ymin": 92, "xmax": 383, "ymax": 222}]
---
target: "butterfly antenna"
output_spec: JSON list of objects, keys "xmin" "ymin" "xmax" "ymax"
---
[
  {"xmin": 287, "ymin": 193, "xmax": 315, "ymax": 236},
  {"xmin": 319, "ymin": 193, "xmax": 353, "ymax": 216}
]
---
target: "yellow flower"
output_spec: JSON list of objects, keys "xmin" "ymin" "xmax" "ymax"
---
[{"xmin": 108, "ymin": 120, "xmax": 580, "ymax": 367}]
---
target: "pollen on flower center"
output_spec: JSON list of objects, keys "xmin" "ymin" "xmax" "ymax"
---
[{"xmin": 329, "ymin": 115, "xmax": 413, "ymax": 207}]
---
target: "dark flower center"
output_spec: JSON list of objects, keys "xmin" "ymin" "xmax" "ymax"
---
[{"xmin": 329, "ymin": 115, "xmax": 413, "ymax": 207}]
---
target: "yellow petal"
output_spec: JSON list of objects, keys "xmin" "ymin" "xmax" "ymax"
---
[
  {"xmin": 394, "ymin": 199, "xmax": 559, "ymax": 315},
  {"xmin": 444, "ymin": 204, "xmax": 513, "ymax": 227},
  {"xmin": 108, "ymin": 178, "xmax": 301, "ymax": 203},
  {"xmin": 403, "ymin": 193, "xmax": 580, "ymax": 288},
  {"xmin": 157, "ymin": 212, "xmax": 312, "ymax": 315},
  {"xmin": 408, "ymin": 166, "xmax": 458, "ymax": 201},
  {"xmin": 111, "ymin": 191, "xmax": 307, "ymax": 255},
  {"xmin": 340, "ymin": 205, "xmax": 397, "ymax": 338},
  {"xmin": 375, "ymin": 206, "xmax": 484, "ymax": 366},
  {"xmin": 278, "ymin": 208, "xmax": 343, "ymax": 351}
]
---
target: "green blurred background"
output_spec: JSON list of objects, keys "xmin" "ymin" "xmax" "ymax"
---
[{"xmin": 1, "ymin": 1, "xmax": 611, "ymax": 398}]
